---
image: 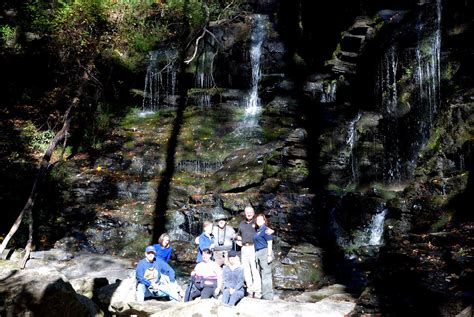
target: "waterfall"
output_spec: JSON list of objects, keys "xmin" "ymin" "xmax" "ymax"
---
[
  {"xmin": 367, "ymin": 207, "xmax": 388, "ymax": 246},
  {"xmin": 376, "ymin": 46, "xmax": 399, "ymax": 116},
  {"xmin": 244, "ymin": 14, "xmax": 267, "ymax": 118},
  {"xmin": 320, "ymin": 81, "xmax": 337, "ymax": 103},
  {"xmin": 375, "ymin": 0, "xmax": 441, "ymax": 183},
  {"xmin": 347, "ymin": 113, "xmax": 362, "ymax": 183},
  {"xmin": 232, "ymin": 14, "xmax": 267, "ymax": 147},
  {"xmin": 415, "ymin": 0, "xmax": 441, "ymax": 141},
  {"xmin": 195, "ymin": 39, "xmax": 217, "ymax": 107},
  {"xmin": 330, "ymin": 203, "xmax": 388, "ymax": 258},
  {"xmin": 142, "ymin": 50, "xmax": 178, "ymax": 111}
]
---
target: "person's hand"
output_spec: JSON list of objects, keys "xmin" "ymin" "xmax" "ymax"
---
[
  {"xmin": 265, "ymin": 228, "xmax": 274, "ymax": 235},
  {"xmin": 213, "ymin": 288, "xmax": 220, "ymax": 297},
  {"xmin": 151, "ymin": 282, "xmax": 160, "ymax": 290},
  {"xmin": 267, "ymin": 254, "xmax": 273, "ymax": 264},
  {"xmin": 229, "ymin": 288, "xmax": 235, "ymax": 294},
  {"xmin": 194, "ymin": 236, "xmax": 199, "ymax": 245}
]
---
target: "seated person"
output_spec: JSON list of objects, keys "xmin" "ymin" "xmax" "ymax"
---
[
  {"xmin": 185, "ymin": 248, "xmax": 222, "ymax": 301},
  {"xmin": 135, "ymin": 245, "xmax": 181, "ymax": 302},
  {"xmin": 221, "ymin": 250, "xmax": 245, "ymax": 306},
  {"xmin": 153, "ymin": 232, "xmax": 173, "ymax": 263}
]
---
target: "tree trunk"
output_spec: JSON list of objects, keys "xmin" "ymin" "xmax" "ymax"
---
[{"xmin": 0, "ymin": 64, "xmax": 92, "ymax": 266}]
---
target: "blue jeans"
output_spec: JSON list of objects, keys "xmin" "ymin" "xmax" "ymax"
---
[
  {"xmin": 221, "ymin": 288, "xmax": 244, "ymax": 305},
  {"xmin": 136, "ymin": 282, "xmax": 180, "ymax": 302}
]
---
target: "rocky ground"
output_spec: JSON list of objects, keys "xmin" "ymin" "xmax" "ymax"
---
[{"xmin": 0, "ymin": 250, "xmax": 356, "ymax": 316}]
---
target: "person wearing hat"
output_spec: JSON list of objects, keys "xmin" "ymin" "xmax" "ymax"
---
[
  {"xmin": 221, "ymin": 250, "xmax": 245, "ymax": 305},
  {"xmin": 135, "ymin": 245, "xmax": 181, "ymax": 302},
  {"xmin": 212, "ymin": 215, "xmax": 236, "ymax": 267}
]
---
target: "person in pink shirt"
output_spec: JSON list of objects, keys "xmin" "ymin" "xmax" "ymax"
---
[{"xmin": 184, "ymin": 248, "xmax": 222, "ymax": 301}]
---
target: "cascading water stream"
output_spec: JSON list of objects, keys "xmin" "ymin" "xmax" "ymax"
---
[
  {"xmin": 244, "ymin": 14, "xmax": 267, "ymax": 121},
  {"xmin": 347, "ymin": 113, "xmax": 362, "ymax": 183},
  {"xmin": 195, "ymin": 41, "xmax": 217, "ymax": 107},
  {"xmin": 232, "ymin": 14, "xmax": 267, "ymax": 147},
  {"xmin": 142, "ymin": 49, "xmax": 178, "ymax": 112},
  {"xmin": 367, "ymin": 206, "xmax": 388, "ymax": 246},
  {"xmin": 375, "ymin": 0, "xmax": 441, "ymax": 183}
]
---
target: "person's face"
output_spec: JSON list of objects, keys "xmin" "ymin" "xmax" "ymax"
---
[
  {"xmin": 161, "ymin": 236, "xmax": 170, "ymax": 247},
  {"xmin": 256, "ymin": 215, "xmax": 265, "ymax": 227},
  {"xmin": 202, "ymin": 252, "xmax": 212, "ymax": 262},
  {"xmin": 228, "ymin": 256, "xmax": 238, "ymax": 265},
  {"xmin": 218, "ymin": 219, "xmax": 226, "ymax": 228},
  {"xmin": 204, "ymin": 223, "xmax": 212, "ymax": 234},
  {"xmin": 145, "ymin": 251, "xmax": 155, "ymax": 262},
  {"xmin": 244, "ymin": 207, "xmax": 254, "ymax": 220}
]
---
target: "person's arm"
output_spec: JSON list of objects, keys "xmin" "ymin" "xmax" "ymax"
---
[
  {"xmin": 214, "ymin": 264, "xmax": 223, "ymax": 296},
  {"xmin": 158, "ymin": 259, "xmax": 176, "ymax": 282},
  {"xmin": 265, "ymin": 227, "xmax": 274, "ymax": 235},
  {"xmin": 222, "ymin": 267, "xmax": 229, "ymax": 289},
  {"xmin": 165, "ymin": 246, "xmax": 172, "ymax": 263},
  {"xmin": 233, "ymin": 267, "xmax": 245, "ymax": 291},
  {"xmin": 235, "ymin": 223, "xmax": 243, "ymax": 246},
  {"xmin": 199, "ymin": 235, "xmax": 211, "ymax": 251},
  {"xmin": 225, "ymin": 226, "xmax": 236, "ymax": 249}
]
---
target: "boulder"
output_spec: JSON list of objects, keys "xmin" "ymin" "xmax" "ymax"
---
[
  {"xmin": 274, "ymin": 243, "xmax": 325, "ymax": 290},
  {"xmin": 0, "ymin": 267, "xmax": 101, "ymax": 316}
]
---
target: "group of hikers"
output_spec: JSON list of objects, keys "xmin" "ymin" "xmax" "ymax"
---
[{"xmin": 135, "ymin": 206, "xmax": 275, "ymax": 305}]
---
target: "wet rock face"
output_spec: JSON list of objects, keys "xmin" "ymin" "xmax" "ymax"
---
[{"xmin": 273, "ymin": 243, "xmax": 325, "ymax": 290}]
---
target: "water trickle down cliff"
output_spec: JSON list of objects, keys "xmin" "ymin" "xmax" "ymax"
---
[
  {"xmin": 376, "ymin": 0, "xmax": 441, "ymax": 183},
  {"xmin": 142, "ymin": 49, "xmax": 178, "ymax": 111}
]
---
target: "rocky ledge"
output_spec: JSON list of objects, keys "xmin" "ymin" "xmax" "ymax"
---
[{"xmin": 0, "ymin": 250, "xmax": 356, "ymax": 316}]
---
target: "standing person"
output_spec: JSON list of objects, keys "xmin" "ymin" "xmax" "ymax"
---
[
  {"xmin": 153, "ymin": 233, "xmax": 173, "ymax": 263},
  {"xmin": 185, "ymin": 248, "xmax": 222, "ymax": 301},
  {"xmin": 135, "ymin": 245, "xmax": 181, "ymax": 302},
  {"xmin": 212, "ymin": 216, "xmax": 236, "ymax": 267},
  {"xmin": 196, "ymin": 221, "xmax": 214, "ymax": 263},
  {"xmin": 254, "ymin": 214, "xmax": 274, "ymax": 300},
  {"xmin": 235, "ymin": 206, "xmax": 274, "ymax": 298},
  {"xmin": 221, "ymin": 250, "xmax": 245, "ymax": 306}
]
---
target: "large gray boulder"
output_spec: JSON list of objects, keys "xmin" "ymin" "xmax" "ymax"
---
[{"xmin": 0, "ymin": 266, "xmax": 101, "ymax": 316}]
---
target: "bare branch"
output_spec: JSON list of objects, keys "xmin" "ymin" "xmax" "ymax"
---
[{"xmin": 184, "ymin": 28, "xmax": 207, "ymax": 64}]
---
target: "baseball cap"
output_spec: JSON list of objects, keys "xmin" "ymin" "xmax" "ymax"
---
[{"xmin": 145, "ymin": 245, "xmax": 156, "ymax": 253}]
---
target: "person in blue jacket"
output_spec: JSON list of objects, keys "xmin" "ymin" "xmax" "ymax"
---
[
  {"xmin": 135, "ymin": 245, "xmax": 181, "ymax": 302},
  {"xmin": 153, "ymin": 233, "xmax": 173, "ymax": 263},
  {"xmin": 196, "ymin": 221, "xmax": 215, "ymax": 263},
  {"xmin": 253, "ymin": 214, "xmax": 274, "ymax": 300}
]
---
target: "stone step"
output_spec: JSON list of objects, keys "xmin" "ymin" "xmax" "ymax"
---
[
  {"xmin": 327, "ymin": 58, "xmax": 357, "ymax": 75},
  {"xmin": 337, "ymin": 51, "xmax": 359, "ymax": 63}
]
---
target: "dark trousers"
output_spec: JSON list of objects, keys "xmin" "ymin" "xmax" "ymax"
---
[{"xmin": 184, "ymin": 279, "xmax": 217, "ymax": 302}]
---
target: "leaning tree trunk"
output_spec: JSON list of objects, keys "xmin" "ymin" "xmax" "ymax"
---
[{"xmin": 0, "ymin": 63, "xmax": 93, "ymax": 268}]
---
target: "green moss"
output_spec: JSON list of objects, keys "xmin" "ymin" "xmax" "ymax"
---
[
  {"xmin": 120, "ymin": 231, "xmax": 152, "ymax": 258},
  {"xmin": 49, "ymin": 161, "xmax": 73, "ymax": 187},
  {"xmin": 431, "ymin": 211, "xmax": 453, "ymax": 231},
  {"xmin": 441, "ymin": 61, "xmax": 460, "ymax": 81},
  {"xmin": 292, "ymin": 52, "xmax": 306, "ymax": 67},
  {"xmin": 426, "ymin": 126, "xmax": 445, "ymax": 151},
  {"xmin": 326, "ymin": 183, "xmax": 356, "ymax": 196}
]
